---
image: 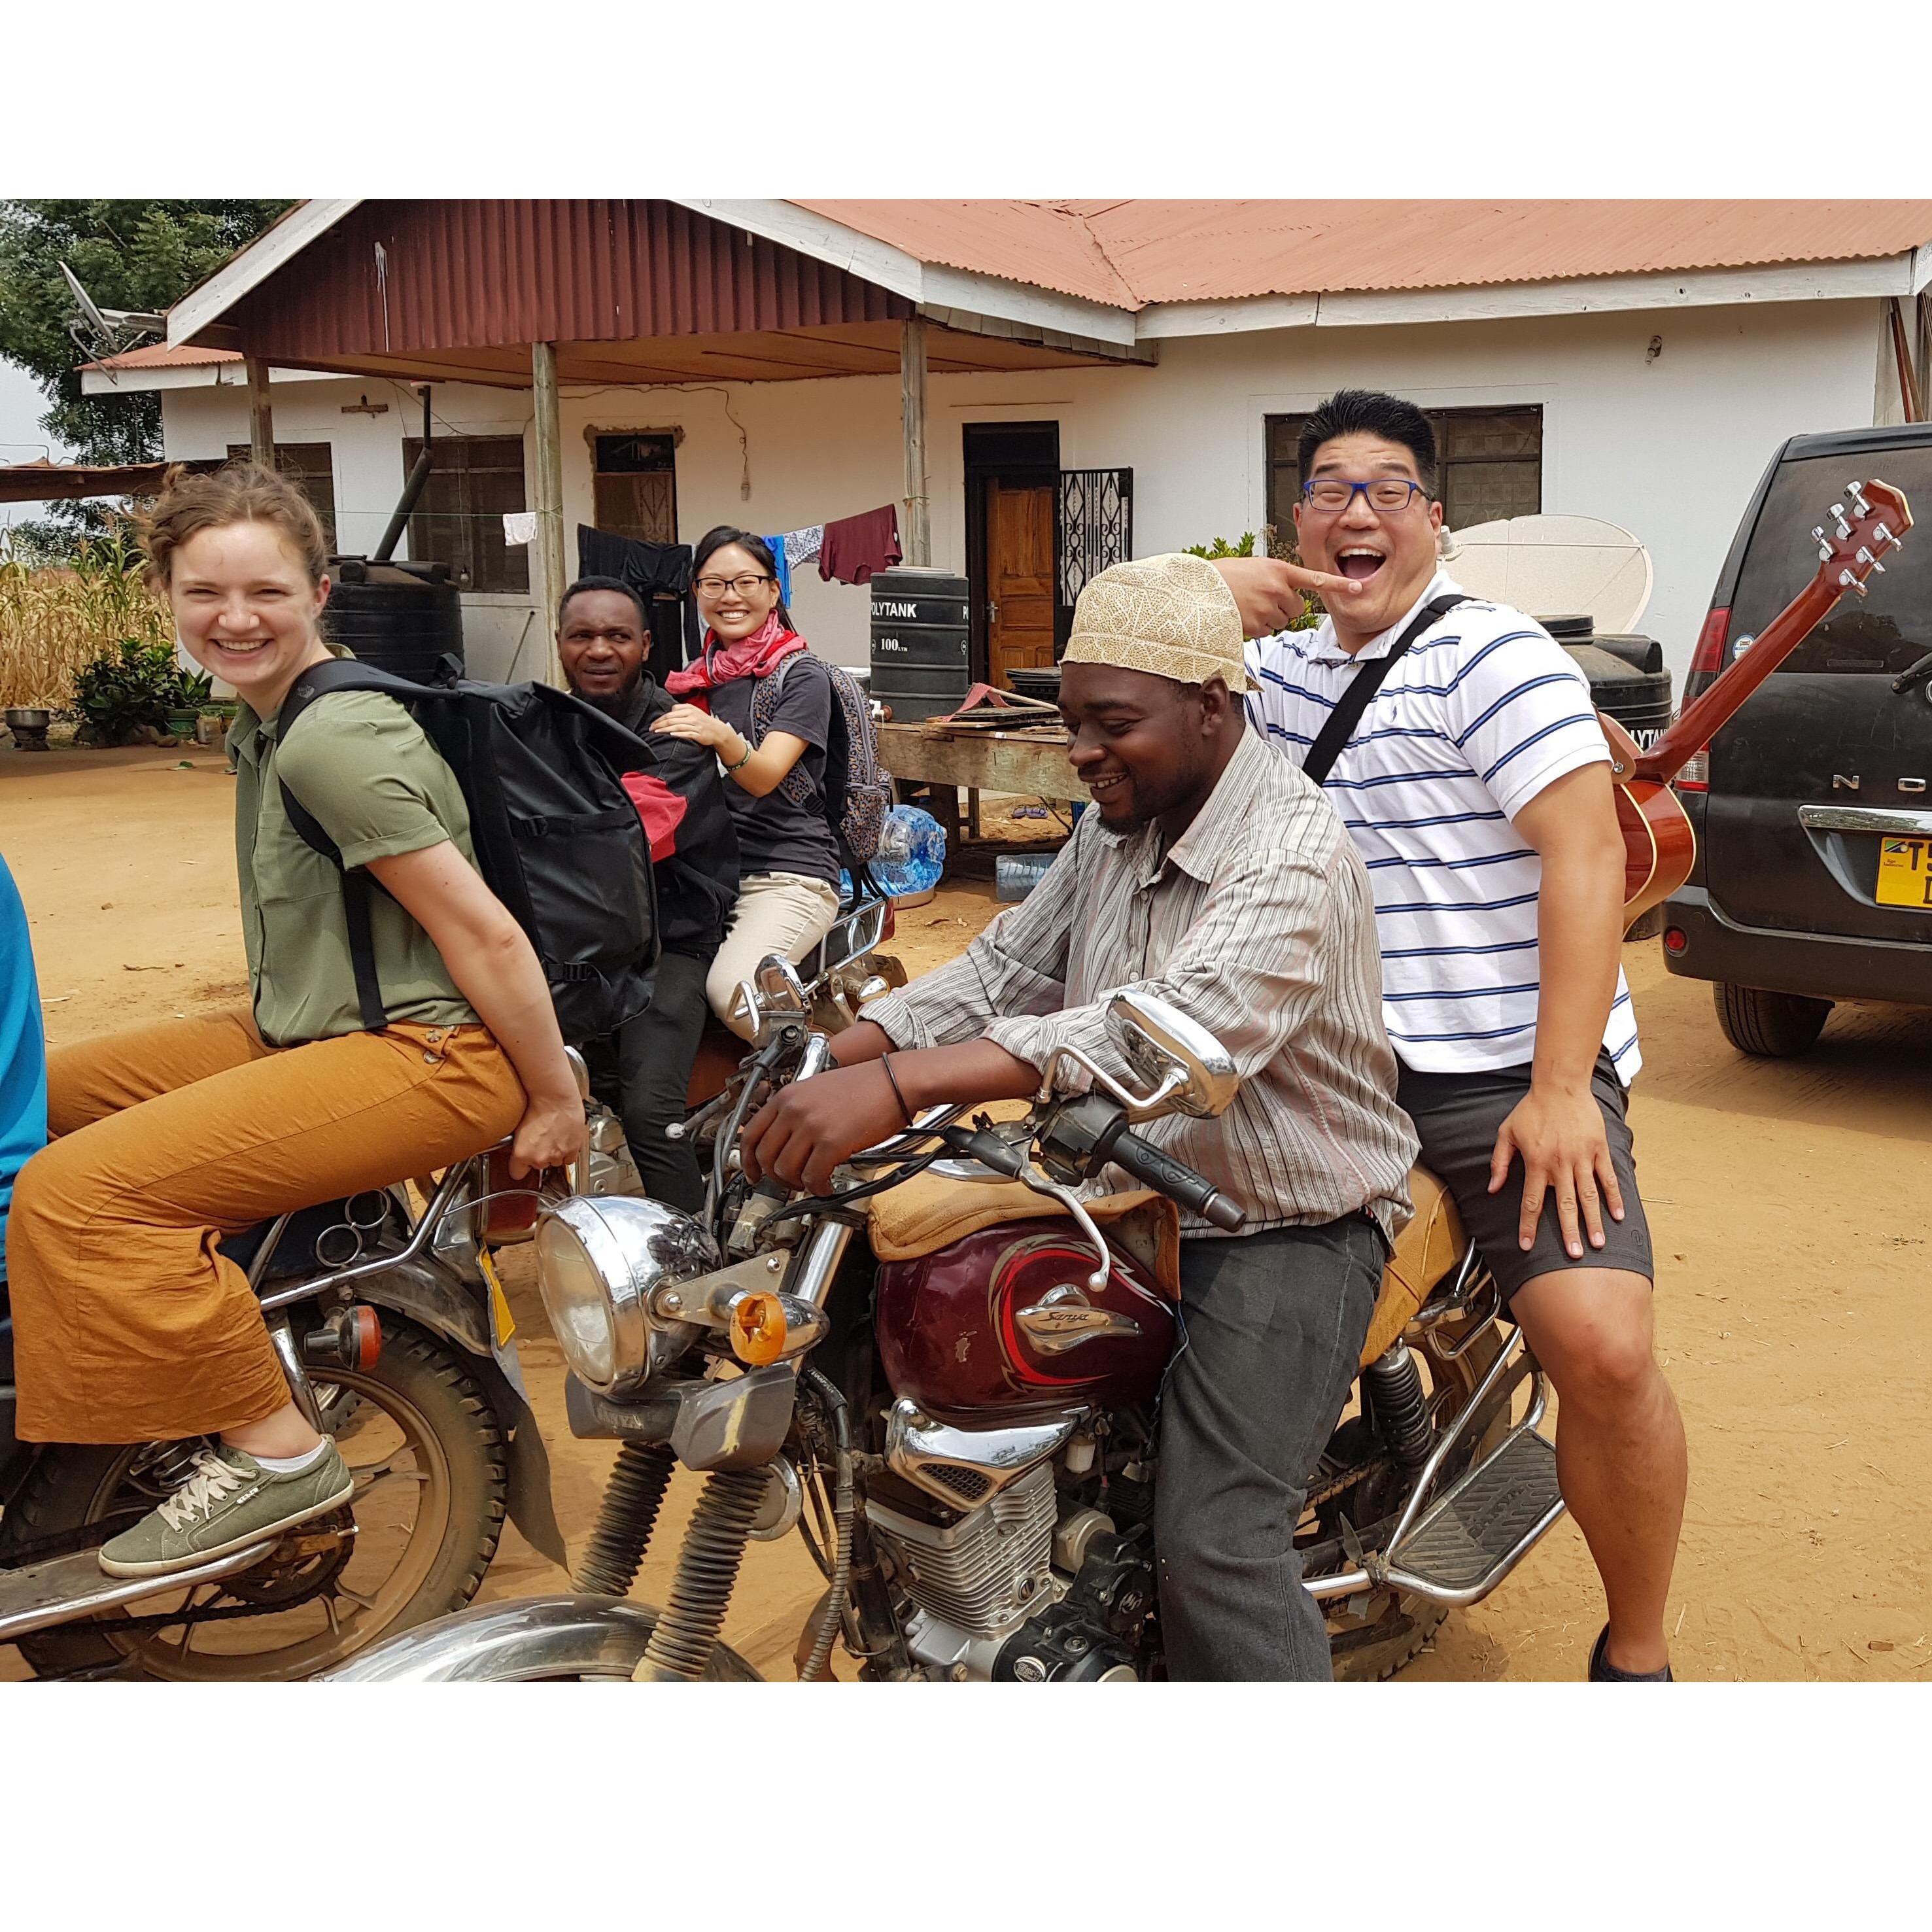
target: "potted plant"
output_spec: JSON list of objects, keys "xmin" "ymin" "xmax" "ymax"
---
[{"xmin": 72, "ymin": 639, "xmax": 201, "ymax": 746}]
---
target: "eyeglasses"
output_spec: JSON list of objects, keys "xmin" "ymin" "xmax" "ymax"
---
[
  {"xmin": 693, "ymin": 573, "xmax": 775, "ymax": 599},
  {"xmin": 1301, "ymin": 477, "xmax": 1430, "ymax": 514}
]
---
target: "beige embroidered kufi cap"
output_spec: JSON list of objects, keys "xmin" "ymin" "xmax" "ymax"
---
[{"xmin": 1061, "ymin": 552, "xmax": 1252, "ymax": 693}]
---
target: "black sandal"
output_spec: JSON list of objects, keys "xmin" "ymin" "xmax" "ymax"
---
[{"xmin": 1589, "ymin": 1624, "xmax": 1674, "ymax": 1682}]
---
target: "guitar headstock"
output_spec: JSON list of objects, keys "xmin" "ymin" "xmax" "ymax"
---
[{"xmin": 1809, "ymin": 477, "xmax": 1912, "ymax": 600}]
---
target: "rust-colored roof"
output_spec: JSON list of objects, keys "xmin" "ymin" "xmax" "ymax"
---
[
  {"xmin": 81, "ymin": 342, "xmax": 242, "ymax": 372},
  {"xmin": 801, "ymin": 199, "xmax": 1932, "ymax": 309}
]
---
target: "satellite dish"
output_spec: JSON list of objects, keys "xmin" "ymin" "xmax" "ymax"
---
[
  {"xmin": 57, "ymin": 262, "xmax": 164, "ymax": 361},
  {"xmin": 1440, "ymin": 513, "xmax": 1653, "ymax": 636}
]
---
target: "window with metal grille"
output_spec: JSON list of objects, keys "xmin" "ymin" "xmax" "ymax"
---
[
  {"xmin": 226, "ymin": 441, "xmax": 338, "ymax": 551},
  {"xmin": 1057, "ymin": 468, "xmax": 1133, "ymax": 636},
  {"xmin": 1264, "ymin": 407, "xmax": 1542, "ymax": 538},
  {"xmin": 401, "ymin": 434, "xmax": 529, "ymax": 593}
]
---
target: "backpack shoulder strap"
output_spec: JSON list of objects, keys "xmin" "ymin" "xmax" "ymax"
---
[
  {"xmin": 275, "ymin": 659, "xmax": 430, "ymax": 1034},
  {"xmin": 1301, "ymin": 593, "xmax": 1469, "ymax": 786}
]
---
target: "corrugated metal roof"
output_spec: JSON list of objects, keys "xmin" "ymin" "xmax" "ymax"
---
[
  {"xmin": 801, "ymin": 199, "xmax": 1932, "ymax": 309},
  {"xmin": 81, "ymin": 343, "xmax": 241, "ymax": 371},
  {"xmin": 224, "ymin": 199, "xmax": 912, "ymax": 365}
]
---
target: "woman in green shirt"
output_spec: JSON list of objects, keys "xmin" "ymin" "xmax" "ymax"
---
[{"xmin": 6, "ymin": 463, "xmax": 582, "ymax": 1581}]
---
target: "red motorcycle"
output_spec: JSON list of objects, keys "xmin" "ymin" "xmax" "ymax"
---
[{"xmin": 334, "ymin": 961, "xmax": 1563, "ymax": 1683}]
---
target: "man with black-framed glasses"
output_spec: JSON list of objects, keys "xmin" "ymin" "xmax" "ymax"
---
[{"xmin": 1216, "ymin": 388, "xmax": 1687, "ymax": 1683}]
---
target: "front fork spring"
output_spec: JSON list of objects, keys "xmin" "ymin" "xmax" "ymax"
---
[
  {"xmin": 632, "ymin": 1467, "xmax": 768, "ymax": 1682},
  {"xmin": 573, "ymin": 1441, "xmax": 676, "ymax": 1598}
]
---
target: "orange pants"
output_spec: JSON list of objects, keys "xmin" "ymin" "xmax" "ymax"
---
[{"xmin": 7, "ymin": 1008, "xmax": 525, "ymax": 1444}]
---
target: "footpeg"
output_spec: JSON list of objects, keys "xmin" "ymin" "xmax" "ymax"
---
[{"xmin": 1385, "ymin": 1427, "xmax": 1563, "ymax": 1605}]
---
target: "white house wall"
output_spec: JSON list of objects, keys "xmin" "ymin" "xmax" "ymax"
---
[{"xmin": 158, "ymin": 296, "xmax": 1886, "ymax": 686}]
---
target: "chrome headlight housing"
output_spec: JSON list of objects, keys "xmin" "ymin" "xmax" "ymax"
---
[{"xmin": 534, "ymin": 1196, "xmax": 719, "ymax": 1397}]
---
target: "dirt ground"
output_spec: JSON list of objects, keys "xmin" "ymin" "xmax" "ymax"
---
[{"xmin": 5, "ymin": 742, "xmax": 1930, "ymax": 1682}]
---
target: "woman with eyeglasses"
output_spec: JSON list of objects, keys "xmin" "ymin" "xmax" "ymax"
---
[{"xmin": 650, "ymin": 527, "xmax": 844, "ymax": 1035}]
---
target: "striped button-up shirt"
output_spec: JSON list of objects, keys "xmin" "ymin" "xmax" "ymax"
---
[{"xmin": 861, "ymin": 726, "xmax": 1417, "ymax": 1240}]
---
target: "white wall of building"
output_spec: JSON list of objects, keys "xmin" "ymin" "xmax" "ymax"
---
[{"xmin": 155, "ymin": 296, "xmax": 1888, "ymax": 686}]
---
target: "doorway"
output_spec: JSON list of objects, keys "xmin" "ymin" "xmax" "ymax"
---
[{"xmin": 964, "ymin": 423, "xmax": 1060, "ymax": 689}]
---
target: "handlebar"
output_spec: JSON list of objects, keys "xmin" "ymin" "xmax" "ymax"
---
[{"xmin": 1105, "ymin": 1128, "xmax": 1245, "ymax": 1232}]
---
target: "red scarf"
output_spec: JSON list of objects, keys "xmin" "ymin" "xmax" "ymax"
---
[{"xmin": 666, "ymin": 611, "xmax": 807, "ymax": 706}]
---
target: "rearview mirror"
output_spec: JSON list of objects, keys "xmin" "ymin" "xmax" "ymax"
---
[{"xmin": 1105, "ymin": 990, "xmax": 1239, "ymax": 1120}]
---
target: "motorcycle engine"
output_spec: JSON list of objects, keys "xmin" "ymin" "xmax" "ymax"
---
[{"xmin": 864, "ymin": 1445, "xmax": 1160, "ymax": 1682}]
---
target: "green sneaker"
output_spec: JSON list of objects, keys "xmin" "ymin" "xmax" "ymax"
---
[{"xmin": 98, "ymin": 1441, "xmax": 354, "ymax": 1579}]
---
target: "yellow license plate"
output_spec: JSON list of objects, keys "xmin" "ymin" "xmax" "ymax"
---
[
  {"xmin": 1876, "ymin": 836, "xmax": 1932, "ymax": 910},
  {"xmin": 477, "ymin": 1245, "xmax": 517, "ymax": 1349}
]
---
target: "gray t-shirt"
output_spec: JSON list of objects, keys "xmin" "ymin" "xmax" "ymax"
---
[{"xmin": 711, "ymin": 657, "xmax": 840, "ymax": 886}]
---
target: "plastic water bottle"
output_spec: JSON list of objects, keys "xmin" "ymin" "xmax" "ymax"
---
[
  {"xmin": 995, "ymin": 853, "xmax": 1056, "ymax": 901},
  {"xmin": 866, "ymin": 804, "xmax": 947, "ymax": 899}
]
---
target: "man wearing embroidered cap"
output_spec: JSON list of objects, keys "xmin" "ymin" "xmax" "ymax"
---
[{"xmin": 738, "ymin": 552, "xmax": 1417, "ymax": 1681}]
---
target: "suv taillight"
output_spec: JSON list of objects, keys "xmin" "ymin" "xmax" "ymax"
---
[
  {"xmin": 1684, "ymin": 606, "xmax": 1731, "ymax": 700},
  {"xmin": 1674, "ymin": 748, "xmax": 1710, "ymax": 793},
  {"xmin": 881, "ymin": 901, "xmax": 896, "ymax": 942}
]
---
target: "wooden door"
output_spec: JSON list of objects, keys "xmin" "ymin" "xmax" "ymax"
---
[{"xmin": 987, "ymin": 481, "xmax": 1057, "ymax": 689}]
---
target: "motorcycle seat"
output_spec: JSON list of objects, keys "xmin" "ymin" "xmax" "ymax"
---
[{"xmin": 1360, "ymin": 1165, "xmax": 1469, "ymax": 1366}]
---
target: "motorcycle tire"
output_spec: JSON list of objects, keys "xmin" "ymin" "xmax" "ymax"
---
[{"xmin": 3, "ymin": 1319, "xmax": 510, "ymax": 1682}]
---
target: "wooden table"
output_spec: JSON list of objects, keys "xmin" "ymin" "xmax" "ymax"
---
[{"xmin": 876, "ymin": 721, "xmax": 1089, "ymax": 849}]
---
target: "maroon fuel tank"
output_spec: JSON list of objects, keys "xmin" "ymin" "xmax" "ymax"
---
[{"xmin": 876, "ymin": 1216, "xmax": 1177, "ymax": 1421}]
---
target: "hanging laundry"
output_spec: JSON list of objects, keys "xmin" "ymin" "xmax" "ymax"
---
[
  {"xmin": 784, "ymin": 525, "xmax": 823, "ymax": 570},
  {"xmin": 818, "ymin": 506, "xmax": 902, "ymax": 587},
  {"xmin": 577, "ymin": 525, "xmax": 700, "ymax": 684},
  {"xmin": 502, "ymin": 511, "xmax": 536, "ymax": 545},
  {"xmin": 762, "ymin": 534, "xmax": 793, "ymax": 607}
]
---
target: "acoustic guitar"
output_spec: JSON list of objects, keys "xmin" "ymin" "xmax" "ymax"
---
[{"xmin": 1606, "ymin": 477, "xmax": 1912, "ymax": 923}]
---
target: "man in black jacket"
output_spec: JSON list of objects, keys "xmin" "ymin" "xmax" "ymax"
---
[{"xmin": 560, "ymin": 576, "xmax": 738, "ymax": 1209}]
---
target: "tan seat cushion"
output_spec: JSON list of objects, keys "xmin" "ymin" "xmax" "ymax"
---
[{"xmin": 1360, "ymin": 1165, "xmax": 1467, "ymax": 1366}]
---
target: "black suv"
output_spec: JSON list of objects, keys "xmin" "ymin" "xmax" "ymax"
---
[{"xmin": 1663, "ymin": 423, "xmax": 1932, "ymax": 1056}]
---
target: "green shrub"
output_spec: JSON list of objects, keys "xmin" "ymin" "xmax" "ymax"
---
[
  {"xmin": 72, "ymin": 639, "xmax": 209, "ymax": 744},
  {"xmin": 1182, "ymin": 533, "xmax": 1257, "ymax": 561}
]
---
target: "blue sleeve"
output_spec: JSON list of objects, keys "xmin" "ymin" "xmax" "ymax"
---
[{"xmin": 0, "ymin": 853, "xmax": 48, "ymax": 1275}]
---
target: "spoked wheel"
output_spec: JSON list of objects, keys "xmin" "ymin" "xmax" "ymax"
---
[
  {"xmin": 4, "ymin": 1320, "xmax": 508, "ymax": 1681},
  {"xmin": 1298, "ymin": 1290, "xmax": 1515, "ymax": 1683}
]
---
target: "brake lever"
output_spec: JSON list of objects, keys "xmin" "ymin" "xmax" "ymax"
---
[{"xmin": 1009, "ymin": 1160, "xmax": 1113, "ymax": 1292}]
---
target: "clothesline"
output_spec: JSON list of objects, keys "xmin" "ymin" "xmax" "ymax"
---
[{"xmin": 504, "ymin": 502, "xmax": 902, "ymax": 592}]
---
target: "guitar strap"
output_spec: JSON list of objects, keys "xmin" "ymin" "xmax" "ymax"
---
[{"xmin": 1302, "ymin": 593, "xmax": 1469, "ymax": 785}]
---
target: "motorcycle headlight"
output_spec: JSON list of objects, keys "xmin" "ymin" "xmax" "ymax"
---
[{"xmin": 534, "ymin": 1196, "xmax": 719, "ymax": 1397}]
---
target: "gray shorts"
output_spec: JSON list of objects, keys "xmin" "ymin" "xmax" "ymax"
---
[{"xmin": 1394, "ymin": 1051, "xmax": 1653, "ymax": 1301}]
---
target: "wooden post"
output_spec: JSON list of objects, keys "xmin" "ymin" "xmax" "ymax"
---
[
  {"xmin": 246, "ymin": 356, "xmax": 275, "ymax": 468},
  {"xmin": 901, "ymin": 316, "xmax": 931, "ymax": 567},
  {"xmin": 531, "ymin": 339, "xmax": 567, "ymax": 686}
]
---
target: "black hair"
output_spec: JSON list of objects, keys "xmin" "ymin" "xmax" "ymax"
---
[
  {"xmin": 691, "ymin": 525, "xmax": 792, "ymax": 630},
  {"xmin": 557, "ymin": 574, "xmax": 647, "ymax": 632},
  {"xmin": 1298, "ymin": 389, "xmax": 1438, "ymax": 496}
]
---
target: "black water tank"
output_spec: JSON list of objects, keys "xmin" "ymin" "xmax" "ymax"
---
[
  {"xmin": 326, "ymin": 557, "xmax": 464, "ymax": 683},
  {"xmin": 1566, "ymin": 645, "xmax": 1673, "ymax": 750},
  {"xmin": 869, "ymin": 567, "xmax": 969, "ymax": 722},
  {"xmin": 1536, "ymin": 613, "xmax": 1671, "ymax": 749}
]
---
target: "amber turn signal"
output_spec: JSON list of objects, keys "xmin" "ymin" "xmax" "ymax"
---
[{"xmin": 728, "ymin": 1290, "xmax": 787, "ymax": 1366}]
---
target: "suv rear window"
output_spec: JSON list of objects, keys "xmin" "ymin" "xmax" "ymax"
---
[{"xmin": 1731, "ymin": 446, "xmax": 1932, "ymax": 676}]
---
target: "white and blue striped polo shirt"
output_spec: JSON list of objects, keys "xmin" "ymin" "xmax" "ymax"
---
[{"xmin": 1244, "ymin": 569, "xmax": 1640, "ymax": 1084}]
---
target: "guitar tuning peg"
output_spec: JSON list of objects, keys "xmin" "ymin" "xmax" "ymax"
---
[
  {"xmin": 1872, "ymin": 559, "xmax": 1886, "ymax": 574},
  {"xmin": 1835, "ymin": 518, "xmax": 1853, "ymax": 540},
  {"xmin": 1818, "ymin": 542, "xmax": 1834, "ymax": 562},
  {"xmin": 1812, "ymin": 525, "xmax": 1828, "ymax": 542}
]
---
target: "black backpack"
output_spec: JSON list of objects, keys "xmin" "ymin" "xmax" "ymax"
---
[
  {"xmin": 277, "ymin": 659, "xmax": 668, "ymax": 1045},
  {"xmin": 750, "ymin": 653, "xmax": 892, "ymax": 864}
]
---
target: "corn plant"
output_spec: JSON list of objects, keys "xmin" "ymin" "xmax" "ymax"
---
[{"xmin": 0, "ymin": 530, "xmax": 175, "ymax": 710}]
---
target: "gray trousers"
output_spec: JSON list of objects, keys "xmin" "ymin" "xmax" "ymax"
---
[{"xmin": 1154, "ymin": 1215, "xmax": 1383, "ymax": 1682}]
